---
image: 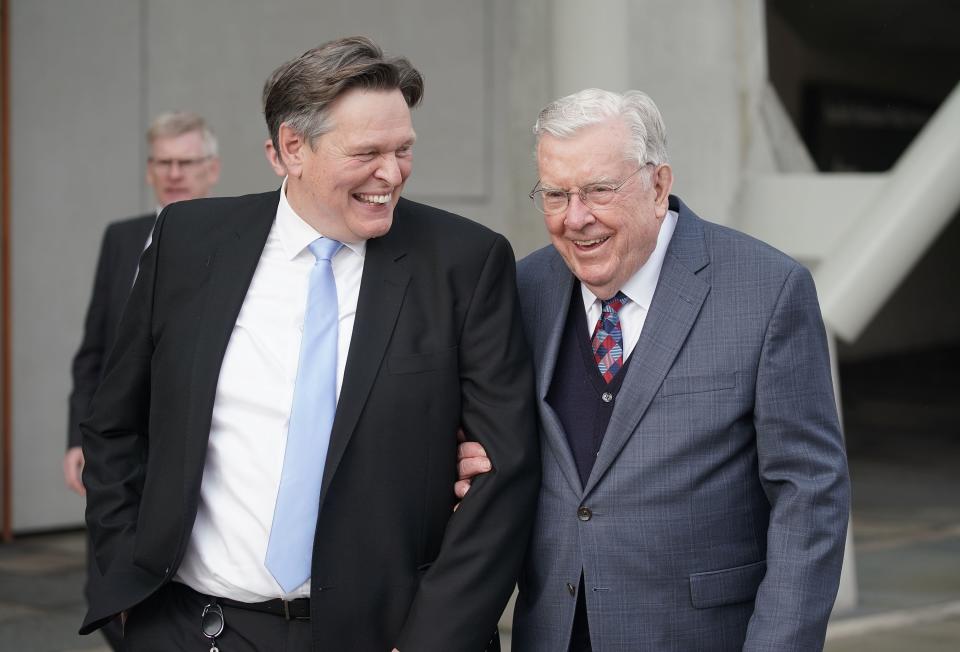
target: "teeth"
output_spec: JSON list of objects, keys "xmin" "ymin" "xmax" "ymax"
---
[
  {"xmin": 574, "ymin": 237, "xmax": 608, "ymax": 246},
  {"xmin": 356, "ymin": 192, "xmax": 392, "ymax": 204}
]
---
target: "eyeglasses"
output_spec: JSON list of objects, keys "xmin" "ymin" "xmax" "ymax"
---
[
  {"xmin": 529, "ymin": 164, "xmax": 651, "ymax": 215},
  {"xmin": 148, "ymin": 156, "xmax": 212, "ymax": 173}
]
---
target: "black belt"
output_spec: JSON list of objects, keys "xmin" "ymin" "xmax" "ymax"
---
[{"xmin": 216, "ymin": 595, "xmax": 311, "ymax": 620}]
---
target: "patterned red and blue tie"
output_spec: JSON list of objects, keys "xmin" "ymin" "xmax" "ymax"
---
[{"xmin": 591, "ymin": 292, "xmax": 631, "ymax": 383}]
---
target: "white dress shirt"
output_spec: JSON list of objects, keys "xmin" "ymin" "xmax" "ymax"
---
[
  {"xmin": 580, "ymin": 209, "xmax": 678, "ymax": 360},
  {"xmin": 175, "ymin": 180, "xmax": 365, "ymax": 601}
]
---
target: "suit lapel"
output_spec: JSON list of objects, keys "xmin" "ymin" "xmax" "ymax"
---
[
  {"xmin": 533, "ymin": 251, "xmax": 586, "ymax": 496},
  {"xmin": 318, "ymin": 217, "xmax": 410, "ymax": 507},
  {"xmin": 183, "ymin": 193, "xmax": 279, "ymax": 482},
  {"xmin": 583, "ymin": 201, "xmax": 711, "ymax": 496},
  {"xmin": 118, "ymin": 215, "xmax": 155, "ymax": 287}
]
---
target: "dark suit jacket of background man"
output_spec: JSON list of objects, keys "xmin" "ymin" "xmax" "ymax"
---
[
  {"xmin": 68, "ymin": 214, "xmax": 154, "ymax": 448},
  {"xmin": 80, "ymin": 190, "xmax": 540, "ymax": 651},
  {"xmin": 511, "ymin": 196, "xmax": 849, "ymax": 651},
  {"xmin": 68, "ymin": 213, "xmax": 154, "ymax": 651}
]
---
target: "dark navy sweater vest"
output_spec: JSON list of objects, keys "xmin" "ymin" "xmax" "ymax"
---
[{"xmin": 546, "ymin": 284, "xmax": 633, "ymax": 488}]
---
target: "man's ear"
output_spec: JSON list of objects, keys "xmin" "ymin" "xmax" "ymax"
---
[
  {"xmin": 207, "ymin": 156, "xmax": 222, "ymax": 186},
  {"xmin": 652, "ymin": 163, "xmax": 673, "ymax": 218},
  {"xmin": 278, "ymin": 123, "xmax": 308, "ymax": 178}
]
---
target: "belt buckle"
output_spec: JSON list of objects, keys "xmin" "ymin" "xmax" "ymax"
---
[{"xmin": 282, "ymin": 600, "xmax": 291, "ymax": 621}]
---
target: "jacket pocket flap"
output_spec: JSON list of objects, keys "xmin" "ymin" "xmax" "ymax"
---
[
  {"xmin": 689, "ymin": 559, "xmax": 766, "ymax": 609},
  {"xmin": 660, "ymin": 373, "xmax": 737, "ymax": 397},
  {"xmin": 387, "ymin": 347, "xmax": 457, "ymax": 375}
]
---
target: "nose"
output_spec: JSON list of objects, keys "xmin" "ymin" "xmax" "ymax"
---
[
  {"xmin": 564, "ymin": 193, "xmax": 595, "ymax": 230},
  {"xmin": 167, "ymin": 161, "xmax": 185, "ymax": 179},
  {"xmin": 374, "ymin": 153, "xmax": 403, "ymax": 187}
]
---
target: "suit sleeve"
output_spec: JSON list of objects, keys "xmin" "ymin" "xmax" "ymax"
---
[
  {"xmin": 81, "ymin": 215, "xmax": 163, "ymax": 574},
  {"xmin": 745, "ymin": 264, "xmax": 851, "ymax": 650},
  {"xmin": 67, "ymin": 226, "xmax": 117, "ymax": 449},
  {"xmin": 396, "ymin": 234, "xmax": 541, "ymax": 652}
]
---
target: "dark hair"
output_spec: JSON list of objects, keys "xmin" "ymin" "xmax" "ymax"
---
[{"xmin": 263, "ymin": 36, "xmax": 423, "ymax": 159}]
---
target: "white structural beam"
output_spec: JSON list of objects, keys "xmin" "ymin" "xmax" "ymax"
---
[
  {"xmin": 737, "ymin": 173, "xmax": 885, "ymax": 267},
  {"xmin": 815, "ymin": 83, "xmax": 960, "ymax": 342}
]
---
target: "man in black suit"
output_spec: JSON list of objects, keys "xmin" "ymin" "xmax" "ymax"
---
[
  {"xmin": 65, "ymin": 111, "xmax": 220, "ymax": 650},
  {"xmin": 80, "ymin": 37, "xmax": 539, "ymax": 651}
]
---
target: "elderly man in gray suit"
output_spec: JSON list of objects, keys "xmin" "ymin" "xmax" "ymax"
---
[{"xmin": 458, "ymin": 88, "xmax": 850, "ymax": 651}]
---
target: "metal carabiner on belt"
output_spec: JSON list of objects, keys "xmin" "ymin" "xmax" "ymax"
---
[{"xmin": 201, "ymin": 601, "xmax": 225, "ymax": 652}]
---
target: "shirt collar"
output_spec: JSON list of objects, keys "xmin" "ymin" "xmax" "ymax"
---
[
  {"xmin": 275, "ymin": 177, "xmax": 366, "ymax": 261},
  {"xmin": 580, "ymin": 208, "xmax": 679, "ymax": 312}
]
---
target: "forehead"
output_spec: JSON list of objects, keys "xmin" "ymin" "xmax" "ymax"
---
[
  {"xmin": 150, "ymin": 130, "xmax": 207, "ymax": 158},
  {"xmin": 536, "ymin": 118, "xmax": 630, "ymax": 184},
  {"xmin": 324, "ymin": 88, "xmax": 415, "ymax": 148}
]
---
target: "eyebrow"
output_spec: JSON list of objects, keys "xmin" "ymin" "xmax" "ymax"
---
[{"xmin": 540, "ymin": 175, "xmax": 616, "ymax": 190}]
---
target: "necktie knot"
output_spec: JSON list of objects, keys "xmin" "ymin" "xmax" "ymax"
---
[
  {"xmin": 601, "ymin": 291, "xmax": 631, "ymax": 315},
  {"xmin": 308, "ymin": 237, "xmax": 342, "ymax": 262}
]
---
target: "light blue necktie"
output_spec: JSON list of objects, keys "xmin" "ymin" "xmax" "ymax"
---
[{"xmin": 265, "ymin": 237, "xmax": 342, "ymax": 592}]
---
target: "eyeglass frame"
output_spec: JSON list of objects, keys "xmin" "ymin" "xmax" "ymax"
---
[
  {"xmin": 529, "ymin": 162, "xmax": 654, "ymax": 215},
  {"xmin": 147, "ymin": 155, "xmax": 214, "ymax": 173}
]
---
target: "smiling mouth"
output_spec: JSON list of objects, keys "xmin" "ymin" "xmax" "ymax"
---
[
  {"xmin": 354, "ymin": 192, "xmax": 392, "ymax": 205},
  {"xmin": 573, "ymin": 236, "xmax": 610, "ymax": 250}
]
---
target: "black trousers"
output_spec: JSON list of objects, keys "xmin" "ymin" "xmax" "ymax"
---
[
  {"xmin": 85, "ymin": 534, "xmax": 122, "ymax": 651},
  {"xmin": 122, "ymin": 581, "xmax": 501, "ymax": 651},
  {"xmin": 122, "ymin": 582, "xmax": 312, "ymax": 652},
  {"xmin": 568, "ymin": 575, "xmax": 592, "ymax": 652}
]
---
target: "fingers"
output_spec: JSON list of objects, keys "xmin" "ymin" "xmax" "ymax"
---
[
  {"xmin": 456, "ymin": 427, "xmax": 466, "ymax": 443},
  {"xmin": 453, "ymin": 433, "xmax": 490, "ymax": 508},
  {"xmin": 458, "ymin": 453, "xmax": 492, "ymax": 480},
  {"xmin": 62, "ymin": 447, "xmax": 86, "ymax": 496},
  {"xmin": 454, "ymin": 479, "xmax": 472, "ymax": 500},
  {"xmin": 457, "ymin": 440, "xmax": 487, "ymax": 461}
]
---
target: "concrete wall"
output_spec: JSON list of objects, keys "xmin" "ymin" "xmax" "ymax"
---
[{"xmin": 10, "ymin": 0, "xmax": 143, "ymax": 530}]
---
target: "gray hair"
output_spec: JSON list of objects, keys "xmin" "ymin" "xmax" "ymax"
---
[
  {"xmin": 263, "ymin": 36, "xmax": 424, "ymax": 160},
  {"xmin": 533, "ymin": 88, "xmax": 668, "ymax": 166},
  {"xmin": 147, "ymin": 111, "xmax": 218, "ymax": 157}
]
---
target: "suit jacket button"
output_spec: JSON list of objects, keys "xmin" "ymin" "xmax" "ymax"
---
[
  {"xmin": 566, "ymin": 582, "xmax": 577, "ymax": 596},
  {"xmin": 577, "ymin": 506, "xmax": 592, "ymax": 521},
  {"xmin": 601, "ymin": 391, "xmax": 613, "ymax": 403}
]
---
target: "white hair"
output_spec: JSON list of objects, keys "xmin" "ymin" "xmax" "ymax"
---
[
  {"xmin": 148, "ymin": 111, "xmax": 219, "ymax": 157},
  {"xmin": 533, "ymin": 88, "xmax": 668, "ymax": 166}
]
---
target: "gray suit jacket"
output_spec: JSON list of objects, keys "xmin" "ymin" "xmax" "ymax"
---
[{"xmin": 512, "ymin": 196, "xmax": 850, "ymax": 651}]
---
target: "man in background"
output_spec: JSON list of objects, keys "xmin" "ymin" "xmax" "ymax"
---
[{"xmin": 64, "ymin": 110, "xmax": 220, "ymax": 649}]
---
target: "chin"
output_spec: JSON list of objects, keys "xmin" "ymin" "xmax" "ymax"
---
[
  {"xmin": 573, "ymin": 266, "xmax": 616, "ymax": 294},
  {"xmin": 365, "ymin": 220, "xmax": 394, "ymax": 239},
  {"xmin": 351, "ymin": 213, "xmax": 395, "ymax": 240}
]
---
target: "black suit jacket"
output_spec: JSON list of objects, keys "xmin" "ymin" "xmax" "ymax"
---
[
  {"xmin": 68, "ymin": 214, "xmax": 154, "ymax": 448},
  {"xmin": 80, "ymin": 191, "xmax": 540, "ymax": 651}
]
